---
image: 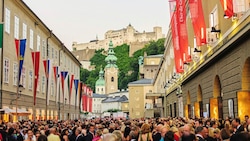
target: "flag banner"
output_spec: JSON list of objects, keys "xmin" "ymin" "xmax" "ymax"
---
[
  {"xmin": 43, "ymin": 60, "xmax": 52, "ymax": 105},
  {"xmin": 0, "ymin": 24, "xmax": 3, "ymax": 48},
  {"xmin": 31, "ymin": 52, "xmax": 40, "ymax": 105},
  {"xmin": 60, "ymin": 71, "xmax": 68, "ymax": 103},
  {"xmin": 53, "ymin": 66, "xmax": 60, "ymax": 103},
  {"xmin": 220, "ymin": 0, "xmax": 234, "ymax": 18},
  {"xmin": 81, "ymin": 93, "xmax": 84, "ymax": 112},
  {"xmin": 89, "ymin": 97, "xmax": 92, "ymax": 113},
  {"xmin": 169, "ymin": 0, "xmax": 176, "ymax": 19},
  {"xmin": 74, "ymin": 79, "xmax": 79, "ymax": 108},
  {"xmin": 87, "ymin": 95, "xmax": 90, "ymax": 112},
  {"xmin": 170, "ymin": 11, "xmax": 184, "ymax": 73},
  {"xmin": 69, "ymin": 75, "xmax": 74, "ymax": 106},
  {"xmin": 189, "ymin": 0, "xmax": 207, "ymax": 46},
  {"xmin": 176, "ymin": 0, "xmax": 191, "ymax": 63},
  {"xmin": 15, "ymin": 39, "xmax": 27, "ymax": 84}
]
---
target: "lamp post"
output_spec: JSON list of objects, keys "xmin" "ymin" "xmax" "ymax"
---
[{"xmin": 15, "ymin": 84, "xmax": 24, "ymax": 121}]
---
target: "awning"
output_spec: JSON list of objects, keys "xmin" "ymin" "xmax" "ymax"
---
[{"xmin": 0, "ymin": 107, "xmax": 31, "ymax": 116}]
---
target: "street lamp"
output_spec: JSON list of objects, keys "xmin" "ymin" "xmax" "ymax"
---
[{"xmin": 15, "ymin": 84, "xmax": 24, "ymax": 121}]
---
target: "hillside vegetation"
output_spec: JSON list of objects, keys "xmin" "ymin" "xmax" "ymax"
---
[{"xmin": 80, "ymin": 38, "xmax": 165, "ymax": 92}]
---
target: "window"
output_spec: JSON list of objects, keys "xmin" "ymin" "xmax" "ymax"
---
[
  {"xmin": 28, "ymin": 70, "xmax": 33, "ymax": 90},
  {"xmin": 51, "ymin": 81, "xmax": 54, "ymax": 96},
  {"xmin": 37, "ymin": 35, "xmax": 40, "ymax": 51},
  {"xmin": 111, "ymin": 77, "xmax": 114, "ymax": 82},
  {"xmin": 3, "ymin": 58, "xmax": 10, "ymax": 84},
  {"xmin": 51, "ymin": 48, "xmax": 54, "ymax": 59},
  {"xmin": 233, "ymin": 0, "xmax": 249, "ymax": 13},
  {"xmin": 42, "ymin": 75, "xmax": 45, "ymax": 94},
  {"xmin": 101, "ymin": 88, "xmax": 103, "ymax": 92},
  {"xmin": 42, "ymin": 40, "xmax": 46, "ymax": 59},
  {"xmin": 55, "ymin": 49, "xmax": 57, "ymax": 60},
  {"xmin": 209, "ymin": 5, "xmax": 219, "ymax": 29},
  {"xmin": 14, "ymin": 16, "xmax": 19, "ymax": 39},
  {"xmin": 20, "ymin": 67, "xmax": 26, "ymax": 88},
  {"xmin": 5, "ymin": 8, "xmax": 10, "ymax": 34},
  {"xmin": 30, "ymin": 29, "xmax": 34, "ymax": 49},
  {"xmin": 13, "ymin": 62, "xmax": 18, "ymax": 86},
  {"xmin": 23, "ymin": 23, "xmax": 27, "ymax": 39}
]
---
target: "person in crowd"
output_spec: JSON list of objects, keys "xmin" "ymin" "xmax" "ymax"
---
[
  {"xmin": 34, "ymin": 131, "xmax": 41, "ymax": 141},
  {"xmin": 123, "ymin": 121, "xmax": 131, "ymax": 141},
  {"xmin": 69, "ymin": 126, "xmax": 77, "ymax": 141},
  {"xmin": 75, "ymin": 127, "xmax": 84, "ymax": 141},
  {"xmin": 47, "ymin": 127, "xmax": 60, "ymax": 141},
  {"xmin": 220, "ymin": 128, "xmax": 230, "ymax": 141},
  {"xmin": 92, "ymin": 129, "xmax": 102, "ymax": 141},
  {"xmin": 230, "ymin": 131, "xmax": 250, "ymax": 141},
  {"xmin": 24, "ymin": 130, "xmax": 35, "ymax": 141},
  {"xmin": 102, "ymin": 133, "xmax": 117, "ymax": 141},
  {"xmin": 181, "ymin": 124, "xmax": 196, "ymax": 141},
  {"xmin": 112, "ymin": 130, "xmax": 122, "ymax": 141},
  {"xmin": 138, "ymin": 123, "xmax": 152, "ymax": 141},
  {"xmin": 85, "ymin": 124, "xmax": 95, "ymax": 141},
  {"xmin": 129, "ymin": 126, "xmax": 139, "ymax": 141},
  {"xmin": 164, "ymin": 131, "xmax": 175, "ymax": 141},
  {"xmin": 7, "ymin": 127, "xmax": 17, "ymax": 141},
  {"xmin": 37, "ymin": 135, "xmax": 47, "ymax": 141},
  {"xmin": 232, "ymin": 118, "xmax": 244, "ymax": 134},
  {"xmin": 152, "ymin": 124, "xmax": 162, "ymax": 141},
  {"xmin": 160, "ymin": 126, "xmax": 168, "ymax": 141},
  {"xmin": 60, "ymin": 128, "xmax": 69, "ymax": 141},
  {"xmin": 195, "ymin": 126, "xmax": 205, "ymax": 141}
]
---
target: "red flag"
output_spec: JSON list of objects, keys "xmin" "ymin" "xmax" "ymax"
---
[
  {"xmin": 69, "ymin": 75, "xmax": 74, "ymax": 106},
  {"xmin": 220, "ymin": 0, "xmax": 234, "ymax": 18},
  {"xmin": 31, "ymin": 52, "xmax": 40, "ymax": 105},
  {"xmin": 81, "ymin": 93, "xmax": 84, "ymax": 112},
  {"xmin": 89, "ymin": 97, "xmax": 92, "ymax": 113},
  {"xmin": 176, "ymin": 0, "xmax": 191, "ymax": 63},
  {"xmin": 189, "ymin": 0, "xmax": 207, "ymax": 46},
  {"xmin": 170, "ymin": 11, "xmax": 184, "ymax": 73}
]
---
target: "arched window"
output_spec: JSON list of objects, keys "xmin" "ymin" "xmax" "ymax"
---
[{"xmin": 111, "ymin": 77, "xmax": 114, "ymax": 82}]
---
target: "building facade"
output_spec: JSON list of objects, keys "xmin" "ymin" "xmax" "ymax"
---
[
  {"xmin": 157, "ymin": 0, "xmax": 250, "ymax": 120},
  {"xmin": 0, "ymin": 0, "xmax": 81, "ymax": 121},
  {"xmin": 92, "ymin": 93, "xmax": 107, "ymax": 117},
  {"xmin": 128, "ymin": 0, "xmax": 250, "ymax": 120}
]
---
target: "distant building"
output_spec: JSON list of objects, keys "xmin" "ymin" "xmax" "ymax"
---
[
  {"xmin": 101, "ymin": 94, "xmax": 128, "ymax": 113},
  {"xmin": 92, "ymin": 93, "xmax": 107, "ymax": 117},
  {"xmin": 71, "ymin": 48, "xmax": 95, "ymax": 71}
]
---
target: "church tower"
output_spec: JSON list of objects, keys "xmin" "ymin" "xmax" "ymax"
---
[
  {"xmin": 104, "ymin": 41, "xmax": 118, "ymax": 94},
  {"xmin": 95, "ymin": 67, "xmax": 105, "ymax": 94}
]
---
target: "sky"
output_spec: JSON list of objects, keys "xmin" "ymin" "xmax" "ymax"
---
[{"xmin": 23, "ymin": 0, "xmax": 170, "ymax": 50}]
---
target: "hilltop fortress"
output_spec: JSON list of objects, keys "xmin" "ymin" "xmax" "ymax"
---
[{"xmin": 72, "ymin": 24, "xmax": 164, "ymax": 57}]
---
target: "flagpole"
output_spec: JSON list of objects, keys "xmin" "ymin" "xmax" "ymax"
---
[
  {"xmin": 45, "ymin": 30, "xmax": 52, "ymax": 120},
  {"xmin": 15, "ymin": 48, "xmax": 20, "ymax": 122},
  {"xmin": 32, "ymin": 52, "xmax": 36, "ymax": 121}
]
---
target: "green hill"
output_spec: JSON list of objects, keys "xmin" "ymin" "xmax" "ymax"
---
[{"xmin": 80, "ymin": 38, "xmax": 165, "ymax": 92}]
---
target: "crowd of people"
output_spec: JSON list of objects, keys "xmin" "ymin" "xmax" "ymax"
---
[{"xmin": 0, "ymin": 115, "xmax": 249, "ymax": 141}]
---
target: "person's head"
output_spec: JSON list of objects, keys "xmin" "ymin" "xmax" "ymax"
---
[
  {"xmin": 230, "ymin": 131, "xmax": 250, "ymax": 141},
  {"xmin": 141, "ymin": 123, "xmax": 151, "ymax": 134},
  {"xmin": 213, "ymin": 128, "xmax": 220, "ymax": 139},
  {"xmin": 75, "ymin": 127, "xmax": 82, "ymax": 136},
  {"xmin": 35, "ymin": 131, "xmax": 41, "ymax": 140},
  {"xmin": 27, "ymin": 130, "xmax": 34, "ymax": 139},
  {"xmin": 203, "ymin": 127, "xmax": 209, "ymax": 138},
  {"xmin": 112, "ymin": 130, "xmax": 122, "ymax": 141},
  {"xmin": 220, "ymin": 129, "xmax": 230, "ymax": 140},
  {"xmin": 61, "ymin": 128, "xmax": 69, "ymax": 136},
  {"xmin": 161, "ymin": 126, "xmax": 168, "ymax": 137},
  {"xmin": 103, "ymin": 128, "xmax": 109, "ymax": 134},
  {"xmin": 245, "ymin": 115, "xmax": 249, "ymax": 121},
  {"xmin": 95, "ymin": 129, "xmax": 102, "ymax": 137},
  {"xmin": 195, "ymin": 126, "xmax": 204, "ymax": 137},
  {"xmin": 89, "ymin": 124, "xmax": 95, "ymax": 133},
  {"xmin": 103, "ymin": 133, "xmax": 117, "ymax": 141},
  {"xmin": 50, "ymin": 127, "xmax": 57, "ymax": 134},
  {"xmin": 183, "ymin": 124, "xmax": 191, "ymax": 136},
  {"xmin": 157, "ymin": 124, "xmax": 163, "ymax": 132},
  {"xmin": 38, "ymin": 135, "xmax": 48, "ymax": 141},
  {"xmin": 210, "ymin": 121, "xmax": 217, "ymax": 128},
  {"xmin": 232, "ymin": 118, "xmax": 241, "ymax": 128},
  {"xmin": 164, "ymin": 131, "xmax": 174, "ymax": 141}
]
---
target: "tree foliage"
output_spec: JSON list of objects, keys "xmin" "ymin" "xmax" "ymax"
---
[{"xmin": 79, "ymin": 38, "xmax": 165, "ymax": 92}]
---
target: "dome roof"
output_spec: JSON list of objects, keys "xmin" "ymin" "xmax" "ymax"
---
[{"xmin": 95, "ymin": 79, "xmax": 105, "ymax": 86}]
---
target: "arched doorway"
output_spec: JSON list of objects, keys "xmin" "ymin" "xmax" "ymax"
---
[
  {"xmin": 194, "ymin": 85, "xmax": 203, "ymax": 118},
  {"xmin": 185, "ymin": 91, "xmax": 191, "ymax": 118},
  {"xmin": 210, "ymin": 75, "xmax": 223, "ymax": 119},
  {"xmin": 238, "ymin": 57, "xmax": 250, "ymax": 120}
]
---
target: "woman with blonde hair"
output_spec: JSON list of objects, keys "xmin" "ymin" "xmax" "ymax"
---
[{"xmin": 138, "ymin": 123, "xmax": 153, "ymax": 141}]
